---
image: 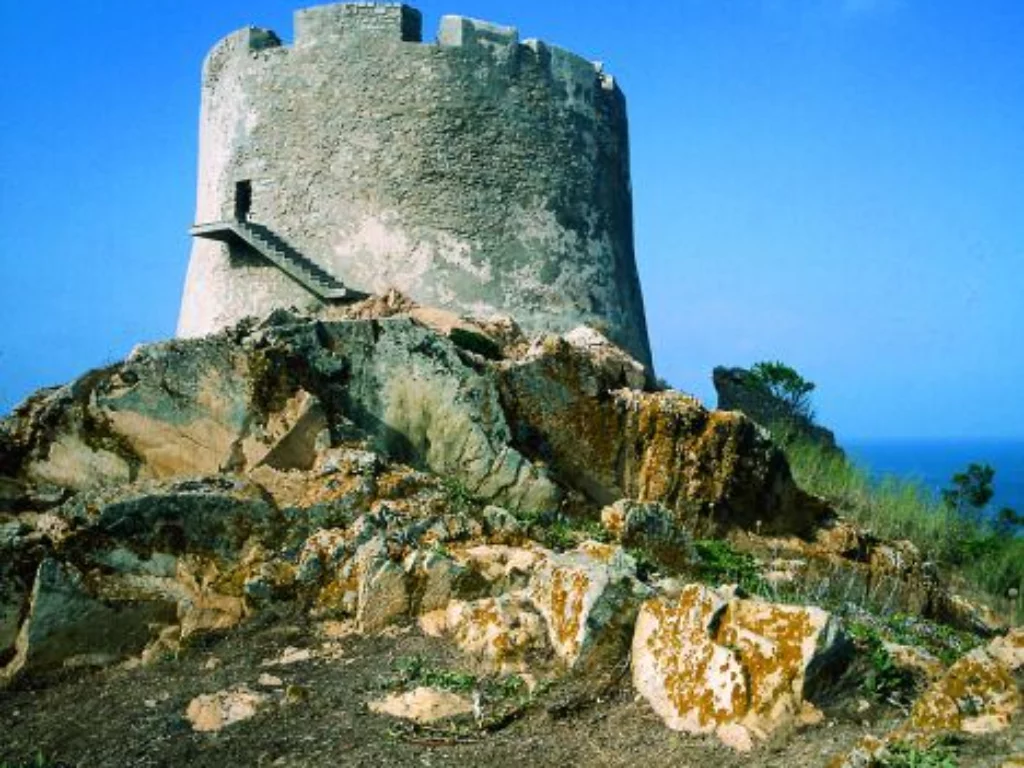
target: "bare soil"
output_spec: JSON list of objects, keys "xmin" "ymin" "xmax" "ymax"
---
[{"xmin": 1, "ymin": 612, "xmax": 1019, "ymax": 768}]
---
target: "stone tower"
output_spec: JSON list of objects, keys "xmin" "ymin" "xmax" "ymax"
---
[{"xmin": 177, "ymin": 3, "xmax": 653, "ymax": 368}]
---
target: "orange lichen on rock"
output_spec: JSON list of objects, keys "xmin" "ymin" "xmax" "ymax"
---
[
  {"xmin": 909, "ymin": 647, "xmax": 1021, "ymax": 735},
  {"xmin": 529, "ymin": 543, "xmax": 646, "ymax": 669},
  {"xmin": 632, "ymin": 584, "xmax": 843, "ymax": 750},
  {"xmin": 498, "ymin": 339, "xmax": 821, "ymax": 535},
  {"xmin": 444, "ymin": 593, "xmax": 548, "ymax": 671}
]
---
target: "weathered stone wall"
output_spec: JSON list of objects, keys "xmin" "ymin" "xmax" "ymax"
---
[{"xmin": 177, "ymin": 3, "xmax": 653, "ymax": 369}]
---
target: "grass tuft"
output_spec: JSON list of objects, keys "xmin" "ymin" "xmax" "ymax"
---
[{"xmin": 783, "ymin": 438, "xmax": 1023, "ymax": 618}]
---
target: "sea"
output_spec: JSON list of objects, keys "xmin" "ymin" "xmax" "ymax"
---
[{"xmin": 844, "ymin": 438, "xmax": 1024, "ymax": 517}]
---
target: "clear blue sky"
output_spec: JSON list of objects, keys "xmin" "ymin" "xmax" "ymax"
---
[{"xmin": 0, "ymin": 1, "xmax": 1021, "ymax": 440}]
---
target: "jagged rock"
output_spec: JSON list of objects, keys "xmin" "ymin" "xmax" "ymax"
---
[
  {"xmin": 909, "ymin": 647, "xmax": 1021, "ymax": 735},
  {"xmin": 882, "ymin": 642, "xmax": 944, "ymax": 681},
  {"xmin": 368, "ymin": 687, "xmax": 474, "ymax": 723},
  {"xmin": 712, "ymin": 365, "xmax": 841, "ymax": 455},
  {"xmin": 498, "ymin": 337, "xmax": 822, "ymax": 535},
  {"xmin": 444, "ymin": 592, "xmax": 549, "ymax": 671},
  {"xmin": 174, "ymin": 556, "xmax": 248, "ymax": 639},
  {"xmin": 987, "ymin": 627, "xmax": 1024, "ymax": 672},
  {"xmin": 357, "ymin": 558, "xmax": 409, "ymax": 633},
  {"xmin": 938, "ymin": 592, "xmax": 1009, "ymax": 637},
  {"xmin": 450, "ymin": 544, "xmax": 545, "ymax": 595},
  {"xmin": 1, "ymin": 559, "xmax": 176, "ymax": 686},
  {"xmin": 600, "ymin": 499, "xmax": 696, "ymax": 570},
  {"xmin": 240, "ymin": 388, "xmax": 329, "ymax": 471},
  {"xmin": 631, "ymin": 583, "xmax": 846, "ymax": 749},
  {"xmin": 407, "ymin": 549, "xmax": 469, "ymax": 614},
  {"xmin": 1, "ymin": 317, "xmax": 560, "ymax": 514},
  {"xmin": 528, "ymin": 542, "xmax": 648, "ymax": 669},
  {"xmin": 185, "ymin": 687, "xmax": 268, "ymax": 732},
  {"xmin": 58, "ymin": 476, "xmax": 281, "ymax": 558},
  {"xmin": 480, "ymin": 505, "xmax": 524, "ymax": 544},
  {"xmin": 561, "ymin": 326, "xmax": 648, "ymax": 391}
]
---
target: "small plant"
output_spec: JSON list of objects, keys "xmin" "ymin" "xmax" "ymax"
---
[
  {"xmin": 880, "ymin": 740, "xmax": 958, "ymax": 767},
  {"xmin": 391, "ymin": 655, "xmax": 477, "ymax": 693},
  {"xmin": 845, "ymin": 621, "xmax": 917, "ymax": 705},
  {"xmin": 440, "ymin": 477, "xmax": 478, "ymax": 517},
  {"xmin": 693, "ymin": 539, "xmax": 764, "ymax": 592},
  {"xmin": 626, "ymin": 546, "xmax": 659, "ymax": 582}
]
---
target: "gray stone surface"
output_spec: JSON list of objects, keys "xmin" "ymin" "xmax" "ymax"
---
[{"xmin": 178, "ymin": 4, "xmax": 652, "ymax": 369}]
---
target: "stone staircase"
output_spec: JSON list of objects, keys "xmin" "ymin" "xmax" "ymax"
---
[{"xmin": 190, "ymin": 219, "xmax": 351, "ymax": 300}]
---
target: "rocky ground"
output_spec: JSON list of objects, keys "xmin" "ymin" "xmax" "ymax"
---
[{"xmin": 1, "ymin": 294, "xmax": 1021, "ymax": 766}]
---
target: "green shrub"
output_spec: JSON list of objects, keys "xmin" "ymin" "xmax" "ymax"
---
[
  {"xmin": 781, "ymin": 438, "xmax": 1023, "ymax": 617},
  {"xmin": 880, "ymin": 741, "xmax": 957, "ymax": 767},
  {"xmin": 693, "ymin": 539, "xmax": 765, "ymax": 593},
  {"xmin": 748, "ymin": 360, "xmax": 816, "ymax": 422},
  {"xmin": 846, "ymin": 621, "xmax": 917, "ymax": 704}
]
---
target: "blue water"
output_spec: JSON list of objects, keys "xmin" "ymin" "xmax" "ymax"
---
[{"xmin": 844, "ymin": 438, "xmax": 1024, "ymax": 515}]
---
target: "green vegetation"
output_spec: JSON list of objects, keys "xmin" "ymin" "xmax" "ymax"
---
[
  {"xmin": 880, "ymin": 741, "xmax": 958, "ymax": 768},
  {"xmin": 748, "ymin": 360, "xmax": 817, "ymax": 422},
  {"xmin": 0, "ymin": 754, "xmax": 68, "ymax": 768},
  {"xmin": 390, "ymin": 655, "xmax": 478, "ymax": 692},
  {"xmin": 440, "ymin": 476, "xmax": 478, "ymax": 517},
  {"xmin": 514, "ymin": 509, "xmax": 608, "ymax": 551},
  {"xmin": 784, "ymin": 438, "xmax": 1023, "ymax": 611},
  {"xmin": 844, "ymin": 622, "xmax": 918, "ymax": 704},
  {"xmin": 693, "ymin": 539, "xmax": 765, "ymax": 593},
  {"xmin": 746, "ymin": 360, "xmax": 1021, "ymax": 617}
]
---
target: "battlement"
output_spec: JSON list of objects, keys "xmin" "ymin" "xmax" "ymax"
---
[
  {"xmin": 438, "ymin": 15, "xmax": 518, "ymax": 50},
  {"xmin": 295, "ymin": 3, "xmax": 422, "ymax": 46},
  {"xmin": 204, "ymin": 4, "xmax": 612, "ymax": 100}
]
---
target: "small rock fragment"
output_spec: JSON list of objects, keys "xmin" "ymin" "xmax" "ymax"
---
[
  {"xmin": 368, "ymin": 686, "xmax": 474, "ymax": 723},
  {"xmin": 186, "ymin": 687, "xmax": 267, "ymax": 732}
]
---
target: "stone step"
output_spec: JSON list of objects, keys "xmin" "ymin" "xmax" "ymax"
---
[{"xmin": 190, "ymin": 219, "xmax": 351, "ymax": 301}]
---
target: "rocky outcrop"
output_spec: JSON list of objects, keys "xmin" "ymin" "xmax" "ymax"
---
[
  {"xmin": 631, "ymin": 583, "xmax": 848, "ymax": 750},
  {"xmin": 830, "ymin": 629, "xmax": 1024, "ymax": 767},
  {"xmin": 713, "ymin": 366, "xmax": 841, "ymax": 455},
  {"xmin": 500, "ymin": 336, "xmax": 825, "ymax": 535},
  {"xmin": 3, "ymin": 299, "xmax": 1013, "ymax": 764},
  {"xmin": 2, "ymin": 304, "xmax": 818, "ymax": 538}
]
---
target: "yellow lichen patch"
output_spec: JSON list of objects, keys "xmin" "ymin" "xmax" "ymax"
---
[
  {"xmin": 717, "ymin": 600, "xmax": 827, "ymax": 722},
  {"xmin": 444, "ymin": 593, "xmax": 548, "ymax": 670},
  {"xmin": 633, "ymin": 585, "xmax": 839, "ymax": 749},
  {"xmin": 528, "ymin": 543, "xmax": 641, "ymax": 669},
  {"xmin": 632, "ymin": 585, "xmax": 747, "ymax": 733},
  {"xmin": 987, "ymin": 628, "xmax": 1024, "ymax": 672},
  {"xmin": 546, "ymin": 568, "xmax": 588, "ymax": 657},
  {"xmin": 910, "ymin": 648, "xmax": 1021, "ymax": 734}
]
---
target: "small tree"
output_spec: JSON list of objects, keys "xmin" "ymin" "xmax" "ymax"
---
[
  {"xmin": 748, "ymin": 360, "xmax": 816, "ymax": 423},
  {"xmin": 941, "ymin": 462, "xmax": 995, "ymax": 524}
]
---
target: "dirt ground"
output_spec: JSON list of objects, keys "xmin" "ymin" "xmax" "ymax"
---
[{"xmin": 1, "ymin": 612, "xmax": 1019, "ymax": 768}]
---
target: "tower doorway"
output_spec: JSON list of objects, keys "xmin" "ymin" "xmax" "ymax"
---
[{"xmin": 234, "ymin": 180, "xmax": 252, "ymax": 221}]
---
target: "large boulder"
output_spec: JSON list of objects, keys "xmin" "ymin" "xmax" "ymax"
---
[
  {"xmin": 0, "ymin": 316, "xmax": 560, "ymax": 515},
  {"xmin": 1, "ymin": 559, "xmax": 176, "ymax": 686},
  {"xmin": 499, "ymin": 336, "xmax": 823, "ymax": 535},
  {"xmin": 909, "ymin": 646, "xmax": 1021, "ymax": 736},
  {"xmin": 1, "ymin": 311, "xmax": 823, "ymax": 538},
  {"xmin": 528, "ymin": 542, "xmax": 649, "ymax": 669},
  {"xmin": 631, "ymin": 583, "xmax": 847, "ymax": 749}
]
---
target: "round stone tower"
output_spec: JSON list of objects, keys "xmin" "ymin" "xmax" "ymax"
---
[{"xmin": 177, "ymin": 3, "xmax": 653, "ymax": 368}]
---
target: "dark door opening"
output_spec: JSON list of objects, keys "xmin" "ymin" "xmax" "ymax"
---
[{"xmin": 234, "ymin": 180, "xmax": 252, "ymax": 221}]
